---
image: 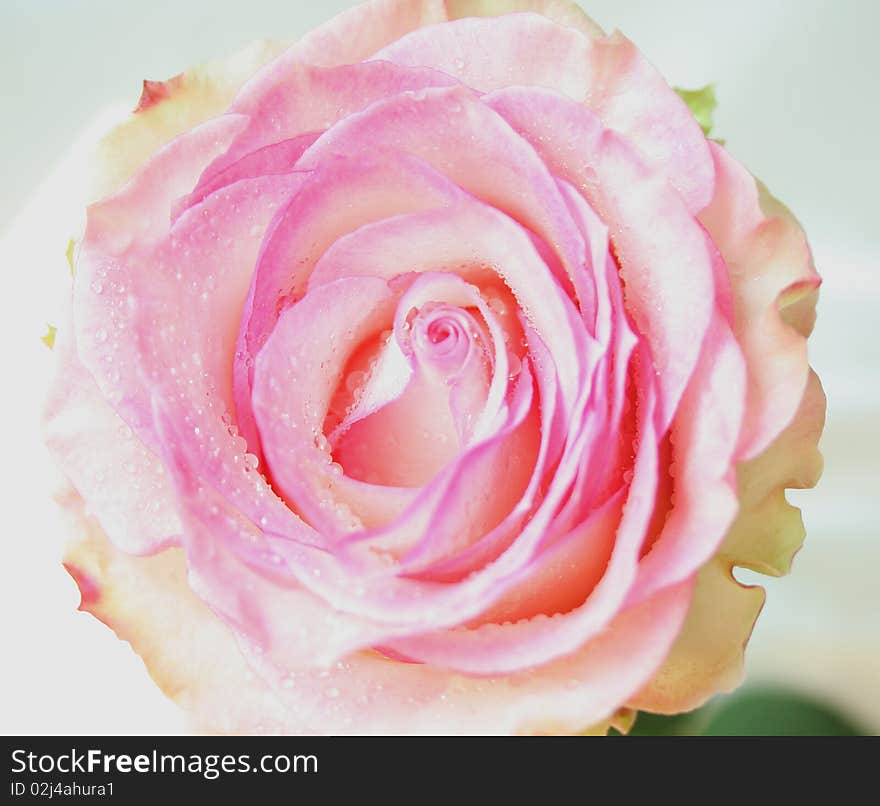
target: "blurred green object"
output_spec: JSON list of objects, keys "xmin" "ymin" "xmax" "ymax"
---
[
  {"xmin": 627, "ymin": 686, "xmax": 867, "ymax": 736},
  {"xmin": 674, "ymin": 84, "xmax": 717, "ymax": 136}
]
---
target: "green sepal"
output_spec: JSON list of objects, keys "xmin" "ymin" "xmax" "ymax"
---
[{"xmin": 675, "ymin": 84, "xmax": 717, "ymax": 136}]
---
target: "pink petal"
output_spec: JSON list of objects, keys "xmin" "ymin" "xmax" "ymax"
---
[
  {"xmin": 73, "ymin": 116, "xmax": 261, "ymax": 446},
  {"xmin": 486, "ymin": 86, "xmax": 717, "ymax": 433},
  {"xmin": 121, "ymin": 177, "xmax": 322, "ymax": 556},
  {"xmin": 44, "ymin": 326, "xmax": 180, "ymax": 555},
  {"xmin": 333, "ymin": 292, "xmax": 496, "ymax": 487},
  {"xmin": 164, "ymin": 447, "xmax": 406, "ymax": 669},
  {"xmin": 627, "ymin": 314, "xmax": 746, "ymax": 605},
  {"xmin": 64, "ymin": 505, "xmax": 693, "ymax": 734},
  {"xmin": 173, "ymin": 133, "xmax": 318, "ymax": 219},
  {"xmin": 444, "ymin": 0, "xmax": 603, "ymax": 39},
  {"xmin": 374, "ymin": 14, "xmax": 714, "ymax": 213},
  {"xmin": 255, "ymin": 352, "xmax": 615, "ymax": 643},
  {"xmin": 306, "ymin": 189, "xmax": 591, "ymax": 420},
  {"xmin": 206, "ymin": 59, "xmax": 458, "ymax": 180},
  {"xmin": 268, "ymin": 0, "xmax": 448, "ymax": 69},
  {"xmin": 247, "ymin": 578, "xmax": 693, "ymax": 735},
  {"xmin": 296, "ymin": 86, "xmax": 596, "ymax": 413},
  {"xmin": 699, "ymin": 142, "xmax": 821, "ymax": 460},
  {"xmin": 234, "ymin": 154, "xmax": 463, "ymax": 464},
  {"xmin": 410, "ymin": 325, "xmax": 559, "ymax": 581},
  {"xmin": 383, "ymin": 351, "xmax": 659, "ymax": 673},
  {"xmin": 250, "ymin": 275, "xmax": 403, "ymax": 535}
]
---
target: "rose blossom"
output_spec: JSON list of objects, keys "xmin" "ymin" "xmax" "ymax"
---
[{"xmin": 44, "ymin": 0, "xmax": 825, "ymax": 735}]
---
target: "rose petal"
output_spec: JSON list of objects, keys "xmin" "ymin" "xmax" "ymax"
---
[
  {"xmin": 306, "ymin": 189, "xmax": 591, "ymax": 415},
  {"xmin": 74, "ymin": 116, "xmax": 253, "ymax": 444},
  {"xmin": 78, "ymin": 171, "xmax": 304, "ymax": 480},
  {"xmin": 161, "ymin": 447, "xmax": 411, "ymax": 668},
  {"xmin": 235, "ymin": 154, "xmax": 463, "ymax": 465},
  {"xmin": 62, "ymin": 493, "xmax": 692, "ymax": 734},
  {"xmin": 627, "ymin": 557, "xmax": 764, "ymax": 714},
  {"xmin": 174, "ymin": 133, "xmax": 318, "ymax": 219},
  {"xmin": 375, "ymin": 15, "xmax": 714, "ymax": 213},
  {"xmin": 44, "ymin": 327, "xmax": 180, "ymax": 555},
  {"xmin": 251, "ymin": 275, "xmax": 403, "ymax": 534},
  {"xmin": 382, "ymin": 347, "xmax": 658, "ymax": 673},
  {"xmin": 254, "ymin": 358, "xmax": 613, "ymax": 644},
  {"xmin": 409, "ymin": 323, "xmax": 560, "ymax": 582},
  {"xmin": 126, "ymin": 177, "xmax": 324, "ymax": 556},
  {"xmin": 207, "ymin": 59, "xmax": 458, "ymax": 180},
  {"xmin": 627, "ymin": 314, "xmax": 746, "ymax": 604},
  {"xmin": 296, "ymin": 86, "xmax": 594, "ymax": 413},
  {"xmin": 699, "ymin": 142, "xmax": 822, "ymax": 460},
  {"xmin": 628, "ymin": 373, "xmax": 824, "ymax": 715},
  {"xmin": 444, "ymin": 0, "xmax": 603, "ymax": 38},
  {"xmin": 719, "ymin": 370, "xmax": 826, "ymax": 576},
  {"xmin": 486, "ymin": 86, "xmax": 717, "ymax": 433},
  {"xmin": 271, "ymin": 0, "xmax": 448, "ymax": 69},
  {"xmin": 90, "ymin": 40, "xmax": 284, "ymax": 202}
]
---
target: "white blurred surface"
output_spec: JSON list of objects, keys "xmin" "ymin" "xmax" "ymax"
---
[{"xmin": 1, "ymin": 0, "xmax": 878, "ymax": 735}]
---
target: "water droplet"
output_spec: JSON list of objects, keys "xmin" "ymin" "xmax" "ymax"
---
[
  {"xmin": 507, "ymin": 353, "xmax": 522, "ymax": 380},
  {"xmin": 486, "ymin": 295, "xmax": 507, "ymax": 316},
  {"xmin": 345, "ymin": 370, "xmax": 367, "ymax": 393}
]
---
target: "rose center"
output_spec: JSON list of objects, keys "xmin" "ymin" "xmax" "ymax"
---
[{"xmin": 327, "ymin": 303, "xmax": 491, "ymax": 487}]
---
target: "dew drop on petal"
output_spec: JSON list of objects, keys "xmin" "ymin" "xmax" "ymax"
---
[{"xmin": 507, "ymin": 353, "xmax": 522, "ymax": 380}]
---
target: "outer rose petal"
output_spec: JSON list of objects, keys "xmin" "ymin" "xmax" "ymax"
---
[
  {"xmin": 209, "ymin": 61, "xmax": 458, "ymax": 184},
  {"xmin": 699, "ymin": 142, "xmax": 821, "ymax": 460},
  {"xmin": 444, "ymin": 0, "xmax": 603, "ymax": 37},
  {"xmin": 626, "ymin": 314, "xmax": 746, "ymax": 604},
  {"xmin": 628, "ymin": 557, "xmax": 764, "ymax": 714},
  {"xmin": 376, "ymin": 15, "xmax": 714, "ymax": 213},
  {"xmin": 59, "ymin": 489, "xmax": 287, "ymax": 735},
  {"xmin": 632, "ymin": 147, "xmax": 826, "ymax": 714},
  {"xmin": 633, "ymin": 372, "xmax": 825, "ymax": 713},
  {"xmin": 61, "ymin": 488, "xmax": 693, "ymax": 734},
  {"xmin": 44, "ymin": 327, "xmax": 180, "ymax": 554},
  {"xmin": 50, "ymin": 53, "xmax": 279, "ymax": 555},
  {"xmin": 90, "ymin": 40, "xmax": 285, "ymax": 202},
  {"xmin": 275, "ymin": 0, "xmax": 448, "ymax": 68},
  {"xmin": 719, "ymin": 370, "xmax": 826, "ymax": 576}
]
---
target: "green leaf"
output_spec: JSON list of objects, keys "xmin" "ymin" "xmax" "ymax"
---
[
  {"xmin": 627, "ymin": 686, "xmax": 869, "ymax": 736},
  {"xmin": 675, "ymin": 84, "xmax": 717, "ymax": 136},
  {"xmin": 702, "ymin": 688, "xmax": 866, "ymax": 736}
]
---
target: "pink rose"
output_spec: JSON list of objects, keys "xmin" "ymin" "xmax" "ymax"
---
[{"xmin": 45, "ymin": 0, "xmax": 824, "ymax": 735}]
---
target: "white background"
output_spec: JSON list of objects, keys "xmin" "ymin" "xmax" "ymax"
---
[{"xmin": 1, "ymin": 0, "xmax": 878, "ymax": 734}]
